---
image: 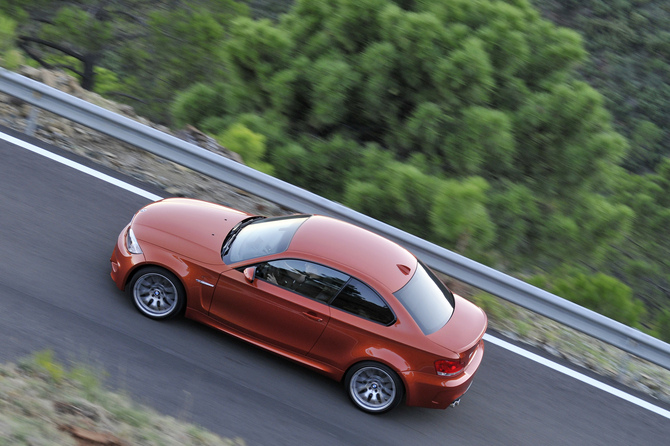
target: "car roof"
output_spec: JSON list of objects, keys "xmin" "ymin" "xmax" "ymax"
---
[{"xmin": 287, "ymin": 215, "xmax": 417, "ymax": 293}]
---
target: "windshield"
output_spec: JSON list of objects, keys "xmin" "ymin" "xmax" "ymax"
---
[
  {"xmin": 222, "ymin": 215, "xmax": 308, "ymax": 264},
  {"xmin": 393, "ymin": 261, "xmax": 455, "ymax": 335},
  {"xmin": 222, "ymin": 216, "xmax": 266, "ymax": 257}
]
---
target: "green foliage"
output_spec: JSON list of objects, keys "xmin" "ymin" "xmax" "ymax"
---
[
  {"xmin": 0, "ymin": 2, "xmax": 38, "ymax": 27},
  {"xmin": 171, "ymin": 83, "xmax": 231, "ymax": 128},
  {"xmin": 0, "ymin": 13, "xmax": 16, "ymax": 53},
  {"xmin": 470, "ymin": 292, "xmax": 517, "ymax": 323},
  {"xmin": 0, "ymin": 48, "xmax": 22, "ymax": 69},
  {"xmin": 602, "ymin": 164, "xmax": 670, "ymax": 316},
  {"xmin": 307, "ymin": 56, "xmax": 360, "ymax": 129},
  {"xmin": 435, "ymin": 36, "xmax": 495, "ymax": 106},
  {"xmin": 92, "ymin": 66, "xmax": 123, "ymax": 95},
  {"xmin": 270, "ymin": 141, "xmax": 309, "ymax": 186},
  {"xmin": 570, "ymin": 193, "xmax": 633, "ymax": 259},
  {"xmin": 515, "ymin": 81, "xmax": 626, "ymax": 194},
  {"xmin": 11, "ymin": 1, "xmax": 248, "ymax": 121},
  {"xmin": 223, "ymin": 17, "xmax": 292, "ymax": 109},
  {"xmin": 272, "ymin": 134, "xmax": 359, "ymax": 199},
  {"xmin": 0, "ymin": 13, "xmax": 23, "ymax": 69},
  {"xmin": 488, "ymin": 182, "xmax": 542, "ymax": 265},
  {"xmin": 344, "ymin": 146, "xmax": 437, "ymax": 237},
  {"xmin": 429, "ymin": 177, "xmax": 496, "ymax": 254},
  {"xmin": 531, "ymin": 0, "xmax": 670, "ymax": 173},
  {"xmin": 168, "ymin": 0, "xmax": 638, "ymax": 289},
  {"xmin": 550, "ymin": 273, "xmax": 645, "ymax": 327},
  {"xmin": 41, "ymin": 6, "xmax": 113, "ymax": 52},
  {"xmin": 216, "ymin": 123, "xmax": 274, "ymax": 175},
  {"xmin": 68, "ymin": 365, "xmax": 104, "ymax": 401},
  {"xmin": 654, "ymin": 309, "xmax": 670, "ymax": 342},
  {"xmin": 450, "ymin": 106, "xmax": 515, "ymax": 174},
  {"xmin": 145, "ymin": 7, "xmax": 226, "ymax": 87},
  {"xmin": 396, "ymin": 102, "xmax": 450, "ymax": 165},
  {"xmin": 31, "ymin": 350, "xmax": 65, "ymax": 384}
]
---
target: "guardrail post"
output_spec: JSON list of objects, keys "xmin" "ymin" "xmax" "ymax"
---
[{"xmin": 25, "ymin": 105, "xmax": 40, "ymax": 136}]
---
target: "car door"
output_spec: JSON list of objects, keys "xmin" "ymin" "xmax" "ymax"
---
[{"xmin": 208, "ymin": 259, "xmax": 348, "ymax": 355}]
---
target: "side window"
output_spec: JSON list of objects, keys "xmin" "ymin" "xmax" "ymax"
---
[
  {"xmin": 256, "ymin": 260, "xmax": 348, "ymax": 302},
  {"xmin": 331, "ymin": 279, "xmax": 395, "ymax": 325}
]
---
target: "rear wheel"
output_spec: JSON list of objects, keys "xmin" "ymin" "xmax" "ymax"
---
[
  {"xmin": 128, "ymin": 267, "xmax": 184, "ymax": 320},
  {"xmin": 345, "ymin": 361, "xmax": 404, "ymax": 414}
]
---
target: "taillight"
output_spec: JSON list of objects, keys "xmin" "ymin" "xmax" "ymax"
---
[{"xmin": 435, "ymin": 359, "xmax": 464, "ymax": 377}]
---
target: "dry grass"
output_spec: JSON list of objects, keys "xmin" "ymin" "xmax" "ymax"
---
[{"xmin": 0, "ymin": 351, "xmax": 245, "ymax": 446}]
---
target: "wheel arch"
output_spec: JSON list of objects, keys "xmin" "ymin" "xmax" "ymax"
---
[
  {"xmin": 342, "ymin": 354, "xmax": 408, "ymax": 397},
  {"xmin": 124, "ymin": 262, "xmax": 185, "ymax": 294}
]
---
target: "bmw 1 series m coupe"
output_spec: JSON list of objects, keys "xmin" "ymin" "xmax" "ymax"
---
[{"xmin": 110, "ymin": 198, "xmax": 487, "ymax": 413}]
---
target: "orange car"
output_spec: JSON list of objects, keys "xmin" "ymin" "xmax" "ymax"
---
[{"xmin": 110, "ymin": 198, "xmax": 487, "ymax": 413}]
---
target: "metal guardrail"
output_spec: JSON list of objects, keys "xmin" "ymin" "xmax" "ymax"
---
[{"xmin": 2, "ymin": 68, "xmax": 669, "ymax": 370}]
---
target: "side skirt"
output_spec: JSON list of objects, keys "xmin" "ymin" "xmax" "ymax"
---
[{"xmin": 185, "ymin": 308, "xmax": 345, "ymax": 381}]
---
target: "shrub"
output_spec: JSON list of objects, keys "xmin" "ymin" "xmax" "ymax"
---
[
  {"xmin": 171, "ymin": 82, "xmax": 230, "ymax": 128},
  {"xmin": 217, "ymin": 123, "xmax": 274, "ymax": 175},
  {"xmin": 551, "ymin": 273, "xmax": 645, "ymax": 327}
]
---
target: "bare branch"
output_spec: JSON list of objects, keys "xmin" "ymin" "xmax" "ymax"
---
[{"xmin": 18, "ymin": 36, "xmax": 84, "ymax": 60}]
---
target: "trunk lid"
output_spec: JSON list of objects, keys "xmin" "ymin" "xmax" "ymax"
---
[{"xmin": 427, "ymin": 294, "xmax": 488, "ymax": 355}]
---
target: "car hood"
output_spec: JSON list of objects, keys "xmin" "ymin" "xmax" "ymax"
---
[
  {"xmin": 132, "ymin": 198, "xmax": 253, "ymax": 264},
  {"xmin": 427, "ymin": 294, "xmax": 488, "ymax": 355}
]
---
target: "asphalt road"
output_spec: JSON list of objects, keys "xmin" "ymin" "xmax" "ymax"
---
[{"xmin": 1, "ymin": 130, "xmax": 668, "ymax": 445}]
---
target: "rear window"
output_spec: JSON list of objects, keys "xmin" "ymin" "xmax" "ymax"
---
[{"xmin": 393, "ymin": 262, "xmax": 455, "ymax": 334}]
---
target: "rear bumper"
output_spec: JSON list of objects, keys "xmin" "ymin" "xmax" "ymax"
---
[{"xmin": 403, "ymin": 339, "xmax": 484, "ymax": 409}]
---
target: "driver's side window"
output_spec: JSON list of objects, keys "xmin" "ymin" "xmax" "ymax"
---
[{"xmin": 256, "ymin": 259, "xmax": 348, "ymax": 302}]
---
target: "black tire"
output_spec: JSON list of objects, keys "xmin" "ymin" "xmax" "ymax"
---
[
  {"xmin": 127, "ymin": 266, "xmax": 185, "ymax": 320},
  {"xmin": 345, "ymin": 361, "xmax": 404, "ymax": 414}
]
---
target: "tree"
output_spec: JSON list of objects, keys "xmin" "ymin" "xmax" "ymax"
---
[
  {"xmin": 9, "ymin": 1, "xmax": 145, "ymax": 91},
  {"xmin": 170, "ymin": 0, "xmax": 631, "ymax": 268},
  {"xmin": 429, "ymin": 176, "xmax": 496, "ymax": 256},
  {"xmin": 343, "ymin": 146, "xmax": 437, "ymax": 238},
  {"xmin": 7, "ymin": 0, "xmax": 247, "ymax": 121},
  {"xmin": 531, "ymin": 0, "xmax": 670, "ymax": 173},
  {"xmin": 605, "ymin": 162, "xmax": 670, "ymax": 311}
]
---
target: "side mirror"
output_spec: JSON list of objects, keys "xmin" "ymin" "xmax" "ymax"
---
[{"xmin": 243, "ymin": 266, "xmax": 257, "ymax": 283}]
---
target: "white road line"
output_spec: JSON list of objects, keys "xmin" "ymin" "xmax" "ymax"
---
[
  {"xmin": 0, "ymin": 131, "xmax": 163, "ymax": 202},
  {"xmin": 484, "ymin": 334, "xmax": 670, "ymax": 419},
  {"xmin": 3, "ymin": 130, "xmax": 669, "ymax": 420}
]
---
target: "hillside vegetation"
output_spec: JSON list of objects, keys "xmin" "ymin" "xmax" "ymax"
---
[
  {"xmin": 1, "ymin": 0, "xmax": 669, "ymax": 341},
  {"xmin": 0, "ymin": 351, "xmax": 242, "ymax": 445},
  {"xmin": 531, "ymin": 0, "xmax": 670, "ymax": 174}
]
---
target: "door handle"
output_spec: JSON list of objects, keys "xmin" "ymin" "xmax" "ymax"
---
[{"xmin": 303, "ymin": 312, "xmax": 324, "ymax": 322}]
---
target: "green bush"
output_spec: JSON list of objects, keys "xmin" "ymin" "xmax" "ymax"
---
[
  {"xmin": 217, "ymin": 123, "xmax": 274, "ymax": 175},
  {"xmin": 171, "ymin": 82, "xmax": 230, "ymax": 128},
  {"xmin": 654, "ymin": 309, "xmax": 670, "ymax": 342},
  {"xmin": 0, "ymin": 14, "xmax": 23, "ymax": 69},
  {"xmin": 551, "ymin": 273, "xmax": 646, "ymax": 327},
  {"xmin": 429, "ymin": 176, "xmax": 496, "ymax": 255}
]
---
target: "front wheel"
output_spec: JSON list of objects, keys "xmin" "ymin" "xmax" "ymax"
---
[
  {"xmin": 345, "ymin": 361, "xmax": 404, "ymax": 414},
  {"xmin": 128, "ymin": 267, "xmax": 185, "ymax": 320}
]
